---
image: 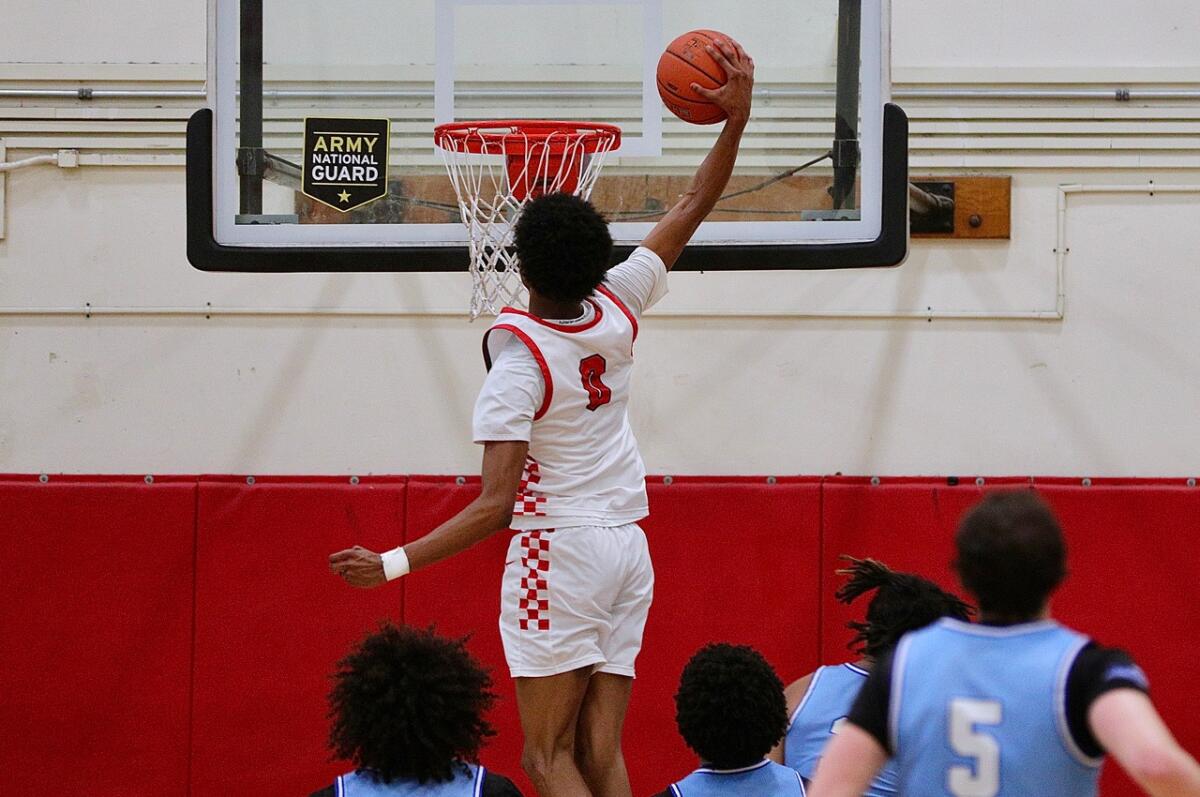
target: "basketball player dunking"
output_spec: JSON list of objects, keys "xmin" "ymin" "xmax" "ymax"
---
[{"xmin": 329, "ymin": 39, "xmax": 754, "ymax": 797}]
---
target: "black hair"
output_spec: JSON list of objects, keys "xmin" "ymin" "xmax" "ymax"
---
[
  {"xmin": 674, "ymin": 643, "xmax": 788, "ymax": 769},
  {"xmin": 513, "ymin": 193, "xmax": 613, "ymax": 303},
  {"xmin": 327, "ymin": 623, "xmax": 496, "ymax": 784},
  {"xmin": 954, "ymin": 490, "xmax": 1067, "ymax": 621},
  {"xmin": 836, "ymin": 556, "xmax": 974, "ymax": 658}
]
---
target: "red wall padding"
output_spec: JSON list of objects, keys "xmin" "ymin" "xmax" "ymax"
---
[
  {"xmin": 402, "ymin": 477, "xmax": 823, "ymax": 797},
  {"xmin": 402, "ymin": 478, "xmax": 525, "ymax": 790},
  {"xmin": 1037, "ymin": 484, "xmax": 1200, "ymax": 795},
  {"xmin": 633, "ymin": 478, "xmax": 823, "ymax": 795},
  {"xmin": 191, "ymin": 478, "xmax": 407, "ymax": 796},
  {"xmin": 0, "ymin": 479, "xmax": 195, "ymax": 797},
  {"xmin": 1, "ymin": 475, "xmax": 1197, "ymax": 797},
  {"xmin": 819, "ymin": 478, "xmax": 1032, "ymax": 659}
]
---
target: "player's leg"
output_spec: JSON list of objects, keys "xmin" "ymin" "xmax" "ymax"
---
[
  {"xmin": 516, "ymin": 668, "xmax": 594, "ymax": 797},
  {"xmin": 575, "ymin": 672, "xmax": 634, "ymax": 797},
  {"xmin": 502, "ymin": 527, "xmax": 615, "ymax": 795},
  {"xmin": 575, "ymin": 523, "xmax": 654, "ymax": 797}
]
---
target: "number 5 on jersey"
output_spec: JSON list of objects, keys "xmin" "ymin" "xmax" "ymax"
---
[
  {"xmin": 579, "ymin": 354, "xmax": 612, "ymax": 411},
  {"xmin": 948, "ymin": 698, "xmax": 1003, "ymax": 797}
]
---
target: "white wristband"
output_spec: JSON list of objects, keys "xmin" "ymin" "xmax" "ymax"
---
[{"xmin": 380, "ymin": 546, "xmax": 411, "ymax": 581}]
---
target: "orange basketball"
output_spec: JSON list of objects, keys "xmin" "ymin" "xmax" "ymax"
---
[{"xmin": 656, "ymin": 29, "xmax": 738, "ymax": 125}]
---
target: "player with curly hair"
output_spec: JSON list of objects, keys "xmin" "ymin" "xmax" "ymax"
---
[
  {"xmin": 810, "ymin": 492, "xmax": 1200, "ymax": 797},
  {"xmin": 768, "ymin": 555, "xmax": 973, "ymax": 793},
  {"xmin": 329, "ymin": 37, "xmax": 756, "ymax": 797},
  {"xmin": 309, "ymin": 623, "xmax": 523, "ymax": 797},
  {"xmin": 653, "ymin": 643, "xmax": 804, "ymax": 796}
]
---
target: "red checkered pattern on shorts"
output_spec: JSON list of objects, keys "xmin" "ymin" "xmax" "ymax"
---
[
  {"xmin": 518, "ymin": 530, "xmax": 552, "ymax": 631},
  {"xmin": 513, "ymin": 457, "xmax": 548, "ymax": 517}
]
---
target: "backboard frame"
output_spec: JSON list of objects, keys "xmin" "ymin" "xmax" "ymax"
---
[{"xmin": 187, "ymin": 0, "xmax": 909, "ymax": 273}]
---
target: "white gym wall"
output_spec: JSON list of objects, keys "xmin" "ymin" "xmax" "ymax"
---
[{"xmin": 1, "ymin": 0, "xmax": 1198, "ymax": 476}]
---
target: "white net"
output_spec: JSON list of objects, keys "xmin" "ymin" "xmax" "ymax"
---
[{"xmin": 436, "ymin": 121, "xmax": 621, "ymax": 319}]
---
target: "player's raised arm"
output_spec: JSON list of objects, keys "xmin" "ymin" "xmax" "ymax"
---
[
  {"xmin": 328, "ymin": 440, "xmax": 526, "ymax": 587},
  {"xmin": 641, "ymin": 39, "xmax": 754, "ymax": 270},
  {"xmin": 1089, "ymin": 689, "xmax": 1200, "ymax": 796}
]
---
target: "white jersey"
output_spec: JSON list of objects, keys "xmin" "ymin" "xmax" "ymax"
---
[{"xmin": 473, "ymin": 247, "xmax": 666, "ymax": 530}]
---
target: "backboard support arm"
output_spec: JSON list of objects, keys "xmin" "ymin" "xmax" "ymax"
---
[
  {"xmin": 237, "ymin": 0, "xmax": 265, "ymax": 216},
  {"xmin": 832, "ymin": 0, "xmax": 862, "ymax": 211}
]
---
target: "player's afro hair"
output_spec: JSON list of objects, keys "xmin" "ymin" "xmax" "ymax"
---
[
  {"xmin": 674, "ymin": 643, "xmax": 788, "ymax": 770},
  {"xmin": 327, "ymin": 623, "xmax": 496, "ymax": 784},
  {"xmin": 514, "ymin": 193, "xmax": 613, "ymax": 304},
  {"xmin": 955, "ymin": 490, "xmax": 1067, "ymax": 621},
  {"xmin": 836, "ymin": 556, "xmax": 974, "ymax": 659}
]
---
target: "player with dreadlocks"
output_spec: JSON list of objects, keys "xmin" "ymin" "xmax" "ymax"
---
[
  {"xmin": 309, "ymin": 623, "xmax": 523, "ymax": 797},
  {"xmin": 768, "ymin": 556, "xmax": 973, "ymax": 792}
]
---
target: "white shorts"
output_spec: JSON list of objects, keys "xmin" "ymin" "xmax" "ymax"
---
[{"xmin": 499, "ymin": 523, "xmax": 654, "ymax": 679}]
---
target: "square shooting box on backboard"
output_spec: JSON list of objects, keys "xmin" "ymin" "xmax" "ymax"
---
[{"xmin": 187, "ymin": 0, "xmax": 908, "ymax": 285}]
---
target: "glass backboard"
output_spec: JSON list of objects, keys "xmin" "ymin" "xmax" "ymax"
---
[{"xmin": 187, "ymin": 0, "xmax": 908, "ymax": 272}]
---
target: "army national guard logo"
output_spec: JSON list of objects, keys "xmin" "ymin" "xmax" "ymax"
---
[{"xmin": 302, "ymin": 117, "xmax": 390, "ymax": 212}]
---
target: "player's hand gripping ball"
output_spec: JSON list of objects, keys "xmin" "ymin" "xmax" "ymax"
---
[
  {"xmin": 657, "ymin": 30, "xmax": 755, "ymax": 125},
  {"xmin": 329, "ymin": 545, "xmax": 386, "ymax": 588}
]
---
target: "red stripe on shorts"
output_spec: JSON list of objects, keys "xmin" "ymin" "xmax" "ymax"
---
[{"xmin": 518, "ymin": 530, "xmax": 552, "ymax": 631}]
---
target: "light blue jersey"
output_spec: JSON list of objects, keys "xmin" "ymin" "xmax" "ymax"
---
[
  {"xmin": 890, "ymin": 619, "xmax": 1102, "ymax": 797},
  {"xmin": 670, "ymin": 759, "xmax": 805, "ymax": 796},
  {"xmin": 784, "ymin": 663, "xmax": 899, "ymax": 795},
  {"xmin": 335, "ymin": 764, "xmax": 485, "ymax": 797}
]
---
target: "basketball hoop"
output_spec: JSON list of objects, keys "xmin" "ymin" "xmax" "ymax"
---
[{"xmin": 435, "ymin": 120, "xmax": 621, "ymax": 319}]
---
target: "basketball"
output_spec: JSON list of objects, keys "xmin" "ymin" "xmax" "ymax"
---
[{"xmin": 657, "ymin": 29, "xmax": 739, "ymax": 125}]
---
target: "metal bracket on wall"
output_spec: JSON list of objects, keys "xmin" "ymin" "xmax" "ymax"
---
[
  {"xmin": 909, "ymin": 181, "xmax": 956, "ymax": 234},
  {"xmin": 911, "ymin": 176, "xmax": 1012, "ymax": 239}
]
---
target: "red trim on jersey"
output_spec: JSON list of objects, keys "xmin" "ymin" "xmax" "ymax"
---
[
  {"xmin": 514, "ymin": 457, "xmax": 548, "ymax": 516},
  {"xmin": 483, "ymin": 324, "xmax": 554, "ymax": 421},
  {"xmin": 595, "ymin": 284, "xmax": 639, "ymax": 342},
  {"xmin": 499, "ymin": 299, "xmax": 603, "ymax": 332}
]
